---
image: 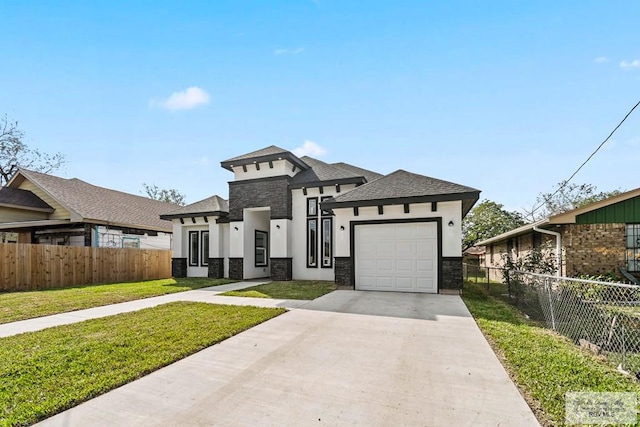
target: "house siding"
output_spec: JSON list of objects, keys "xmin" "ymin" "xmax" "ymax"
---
[
  {"xmin": 0, "ymin": 207, "xmax": 48, "ymax": 223},
  {"xmin": 17, "ymin": 181, "xmax": 71, "ymax": 220}
]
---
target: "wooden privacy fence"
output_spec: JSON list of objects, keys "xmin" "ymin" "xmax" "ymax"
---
[{"xmin": 0, "ymin": 243, "xmax": 172, "ymax": 291}]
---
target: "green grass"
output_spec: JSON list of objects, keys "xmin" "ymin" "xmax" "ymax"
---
[
  {"xmin": 0, "ymin": 301, "xmax": 285, "ymax": 427},
  {"xmin": 0, "ymin": 277, "xmax": 235, "ymax": 325},
  {"xmin": 221, "ymin": 280, "xmax": 336, "ymax": 300},
  {"xmin": 462, "ymin": 281, "xmax": 640, "ymax": 426}
]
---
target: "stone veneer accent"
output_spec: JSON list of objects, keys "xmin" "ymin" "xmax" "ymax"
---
[
  {"xmin": 208, "ymin": 258, "xmax": 224, "ymax": 279},
  {"xmin": 171, "ymin": 258, "xmax": 187, "ymax": 278},
  {"xmin": 228, "ymin": 177, "xmax": 292, "ymax": 221},
  {"xmin": 229, "ymin": 258, "xmax": 244, "ymax": 280},
  {"xmin": 270, "ymin": 258, "xmax": 292, "ymax": 281},
  {"xmin": 334, "ymin": 257, "xmax": 353, "ymax": 288},
  {"xmin": 563, "ymin": 223, "xmax": 626, "ymax": 277},
  {"xmin": 442, "ymin": 257, "xmax": 462, "ymax": 290}
]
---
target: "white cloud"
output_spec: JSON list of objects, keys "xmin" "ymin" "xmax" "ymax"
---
[
  {"xmin": 292, "ymin": 141, "xmax": 327, "ymax": 157},
  {"xmin": 594, "ymin": 56, "xmax": 609, "ymax": 63},
  {"xmin": 151, "ymin": 86, "xmax": 210, "ymax": 111},
  {"xmin": 620, "ymin": 60, "xmax": 640, "ymax": 70},
  {"xmin": 274, "ymin": 47, "xmax": 304, "ymax": 55}
]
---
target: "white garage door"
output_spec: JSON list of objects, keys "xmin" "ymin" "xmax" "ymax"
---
[{"xmin": 355, "ymin": 222, "xmax": 438, "ymax": 293}]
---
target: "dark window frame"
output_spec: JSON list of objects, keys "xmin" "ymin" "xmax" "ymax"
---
[
  {"xmin": 320, "ymin": 196, "xmax": 332, "ymax": 216},
  {"xmin": 307, "ymin": 197, "xmax": 318, "ymax": 217},
  {"xmin": 201, "ymin": 230, "xmax": 209, "ymax": 266},
  {"xmin": 321, "ymin": 217, "xmax": 333, "ymax": 268},
  {"xmin": 255, "ymin": 230, "xmax": 268, "ymax": 267},
  {"xmin": 307, "ymin": 218, "xmax": 318, "ymax": 268},
  {"xmin": 626, "ymin": 224, "xmax": 640, "ymax": 272},
  {"xmin": 188, "ymin": 231, "xmax": 199, "ymax": 267}
]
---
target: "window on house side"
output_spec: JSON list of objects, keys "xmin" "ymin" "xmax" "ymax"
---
[
  {"xmin": 255, "ymin": 230, "xmax": 268, "ymax": 267},
  {"xmin": 201, "ymin": 231, "xmax": 209, "ymax": 266},
  {"xmin": 308, "ymin": 219, "xmax": 318, "ymax": 268},
  {"xmin": 321, "ymin": 217, "xmax": 332, "ymax": 268},
  {"xmin": 626, "ymin": 224, "xmax": 640, "ymax": 272},
  {"xmin": 189, "ymin": 231, "xmax": 199, "ymax": 267}
]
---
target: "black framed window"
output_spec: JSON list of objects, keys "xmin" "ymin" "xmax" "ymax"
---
[
  {"xmin": 307, "ymin": 197, "xmax": 318, "ymax": 217},
  {"xmin": 255, "ymin": 230, "xmax": 268, "ymax": 267},
  {"xmin": 626, "ymin": 224, "xmax": 640, "ymax": 272},
  {"xmin": 321, "ymin": 217, "xmax": 332, "ymax": 268},
  {"xmin": 201, "ymin": 231, "xmax": 209, "ymax": 266},
  {"xmin": 321, "ymin": 196, "xmax": 332, "ymax": 216},
  {"xmin": 188, "ymin": 231, "xmax": 199, "ymax": 266},
  {"xmin": 307, "ymin": 218, "xmax": 318, "ymax": 267}
]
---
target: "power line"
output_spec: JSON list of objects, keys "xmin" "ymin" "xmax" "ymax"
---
[{"xmin": 528, "ymin": 98, "xmax": 640, "ymax": 218}]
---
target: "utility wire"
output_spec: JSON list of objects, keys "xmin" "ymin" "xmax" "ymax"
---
[{"xmin": 529, "ymin": 98, "xmax": 640, "ymax": 218}]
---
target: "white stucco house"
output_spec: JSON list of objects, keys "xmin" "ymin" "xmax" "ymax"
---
[{"xmin": 160, "ymin": 146, "xmax": 480, "ymax": 293}]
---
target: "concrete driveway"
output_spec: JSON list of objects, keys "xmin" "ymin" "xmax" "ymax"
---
[{"xmin": 38, "ymin": 291, "xmax": 539, "ymax": 427}]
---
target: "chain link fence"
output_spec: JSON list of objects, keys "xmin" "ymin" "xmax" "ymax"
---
[{"xmin": 507, "ymin": 271, "xmax": 640, "ymax": 375}]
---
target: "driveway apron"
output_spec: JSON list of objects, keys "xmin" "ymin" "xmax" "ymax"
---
[{"xmin": 37, "ymin": 290, "xmax": 539, "ymax": 427}]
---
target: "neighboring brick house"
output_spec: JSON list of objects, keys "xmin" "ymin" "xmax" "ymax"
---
[
  {"xmin": 478, "ymin": 188, "xmax": 640, "ymax": 280},
  {"xmin": 0, "ymin": 169, "xmax": 176, "ymax": 249},
  {"xmin": 161, "ymin": 146, "xmax": 480, "ymax": 293}
]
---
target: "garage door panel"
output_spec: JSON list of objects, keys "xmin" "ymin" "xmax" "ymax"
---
[{"xmin": 355, "ymin": 222, "xmax": 438, "ymax": 294}]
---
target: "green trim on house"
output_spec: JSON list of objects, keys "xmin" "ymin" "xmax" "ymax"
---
[{"xmin": 576, "ymin": 196, "xmax": 640, "ymax": 224}]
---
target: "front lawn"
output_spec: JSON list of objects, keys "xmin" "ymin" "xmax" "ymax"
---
[
  {"xmin": 0, "ymin": 277, "xmax": 234, "ymax": 324},
  {"xmin": 221, "ymin": 280, "xmax": 336, "ymax": 300},
  {"xmin": 462, "ymin": 281, "xmax": 640, "ymax": 426},
  {"xmin": 0, "ymin": 301, "xmax": 284, "ymax": 427}
]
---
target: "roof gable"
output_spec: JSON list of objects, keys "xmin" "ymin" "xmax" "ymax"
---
[
  {"xmin": 0, "ymin": 187, "xmax": 53, "ymax": 212},
  {"xmin": 10, "ymin": 169, "xmax": 177, "ymax": 232}
]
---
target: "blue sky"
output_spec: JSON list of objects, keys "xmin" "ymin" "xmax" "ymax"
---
[{"xmin": 1, "ymin": 1, "xmax": 639, "ymax": 213}]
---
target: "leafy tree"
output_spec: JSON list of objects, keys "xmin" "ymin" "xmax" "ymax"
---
[
  {"xmin": 142, "ymin": 183, "xmax": 186, "ymax": 206},
  {"xmin": 525, "ymin": 181, "xmax": 623, "ymax": 221},
  {"xmin": 462, "ymin": 199, "xmax": 526, "ymax": 251},
  {"xmin": 0, "ymin": 115, "xmax": 66, "ymax": 185}
]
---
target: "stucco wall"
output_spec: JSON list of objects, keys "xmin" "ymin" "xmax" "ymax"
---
[{"xmin": 242, "ymin": 208, "xmax": 270, "ymax": 279}]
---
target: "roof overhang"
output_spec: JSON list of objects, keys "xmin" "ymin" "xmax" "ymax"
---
[
  {"xmin": 0, "ymin": 202, "xmax": 54, "ymax": 213},
  {"xmin": 322, "ymin": 191, "xmax": 480, "ymax": 216},
  {"xmin": 546, "ymin": 187, "xmax": 640, "ymax": 224},
  {"xmin": 0, "ymin": 219, "xmax": 72, "ymax": 231},
  {"xmin": 221, "ymin": 152, "xmax": 310, "ymax": 172},
  {"xmin": 477, "ymin": 219, "xmax": 550, "ymax": 246},
  {"xmin": 160, "ymin": 211, "xmax": 227, "ymax": 220},
  {"xmin": 289, "ymin": 177, "xmax": 367, "ymax": 190}
]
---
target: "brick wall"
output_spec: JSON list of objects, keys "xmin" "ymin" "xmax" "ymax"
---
[
  {"xmin": 442, "ymin": 257, "xmax": 462, "ymax": 290},
  {"xmin": 270, "ymin": 258, "xmax": 292, "ymax": 281},
  {"xmin": 563, "ymin": 223, "xmax": 626, "ymax": 277},
  {"xmin": 171, "ymin": 258, "xmax": 187, "ymax": 278},
  {"xmin": 228, "ymin": 177, "xmax": 292, "ymax": 221},
  {"xmin": 207, "ymin": 258, "xmax": 224, "ymax": 279}
]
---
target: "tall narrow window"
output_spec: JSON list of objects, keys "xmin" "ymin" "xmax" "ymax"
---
[
  {"xmin": 307, "ymin": 197, "xmax": 318, "ymax": 217},
  {"xmin": 307, "ymin": 219, "xmax": 318, "ymax": 267},
  {"xmin": 321, "ymin": 217, "xmax": 332, "ymax": 268},
  {"xmin": 255, "ymin": 230, "xmax": 268, "ymax": 267},
  {"xmin": 188, "ymin": 231, "xmax": 199, "ymax": 266},
  {"xmin": 201, "ymin": 231, "xmax": 209, "ymax": 266},
  {"xmin": 626, "ymin": 224, "xmax": 640, "ymax": 272}
]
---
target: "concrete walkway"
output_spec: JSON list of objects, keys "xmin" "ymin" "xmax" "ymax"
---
[
  {"xmin": 37, "ymin": 290, "xmax": 540, "ymax": 427},
  {"xmin": 0, "ymin": 281, "xmax": 308, "ymax": 338}
]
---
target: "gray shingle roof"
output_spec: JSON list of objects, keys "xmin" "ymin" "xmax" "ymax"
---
[
  {"xmin": 331, "ymin": 162, "xmax": 383, "ymax": 183},
  {"xmin": 17, "ymin": 169, "xmax": 177, "ymax": 232},
  {"xmin": 221, "ymin": 145, "xmax": 310, "ymax": 172},
  {"xmin": 222, "ymin": 145, "xmax": 290, "ymax": 162},
  {"xmin": 291, "ymin": 157, "xmax": 368, "ymax": 185},
  {"xmin": 330, "ymin": 170, "xmax": 479, "ymax": 203},
  {"xmin": 160, "ymin": 195, "xmax": 228, "ymax": 219},
  {"xmin": 322, "ymin": 170, "xmax": 480, "ymax": 215},
  {"xmin": 0, "ymin": 187, "xmax": 53, "ymax": 211}
]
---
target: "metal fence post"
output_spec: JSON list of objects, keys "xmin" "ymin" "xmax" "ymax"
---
[{"xmin": 546, "ymin": 277, "xmax": 557, "ymax": 331}]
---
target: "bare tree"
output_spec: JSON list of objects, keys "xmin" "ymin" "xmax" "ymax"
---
[
  {"xmin": 142, "ymin": 183, "xmax": 186, "ymax": 206},
  {"xmin": 0, "ymin": 115, "xmax": 66, "ymax": 185}
]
